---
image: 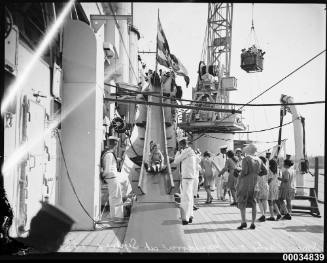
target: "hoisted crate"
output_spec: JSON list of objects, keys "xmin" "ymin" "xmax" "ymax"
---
[
  {"xmin": 240, "ymin": 4, "xmax": 265, "ymax": 73},
  {"xmin": 240, "ymin": 45, "xmax": 265, "ymax": 73}
]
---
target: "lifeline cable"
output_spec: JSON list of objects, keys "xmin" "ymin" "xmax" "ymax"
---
[
  {"xmin": 193, "ymin": 116, "xmax": 300, "ymax": 135},
  {"xmin": 186, "ymin": 49, "xmax": 326, "ymax": 139},
  {"xmin": 257, "ymin": 139, "xmax": 288, "ymax": 156},
  {"xmin": 106, "ymin": 83, "xmax": 325, "ymax": 107},
  {"xmin": 203, "ymin": 133, "xmax": 287, "ymax": 144},
  {"xmin": 236, "ymin": 49, "xmax": 326, "ymax": 112},
  {"xmin": 55, "ymin": 129, "xmax": 125, "ymax": 227},
  {"xmin": 55, "ymin": 128, "xmax": 97, "ymax": 224},
  {"xmin": 221, "ymin": 117, "xmax": 299, "ymax": 133}
]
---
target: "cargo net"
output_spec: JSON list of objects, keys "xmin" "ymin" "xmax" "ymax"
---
[
  {"xmin": 240, "ymin": 4, "xmax": 265, "ymax": 73},
  {"xmin": 241, "ymin": 45, "xmax": 265, "ymax": 73}
]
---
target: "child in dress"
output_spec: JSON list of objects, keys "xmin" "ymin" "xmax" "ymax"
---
[
  {"xmin": 222, "ymin": 171, "xmax": 231, "ymax": 202},
  {"xmin": 257, "ymin": 156, "xmax": 269, "ymax": 222},
  {"xmin": 267, "ymin": 159, "xmax": 282, "ymax": 221},
  {"xmin": 200, "ymin": 151, "xmax": 220, "ymax": 203},
  {"xmin": 144, "ymin": 142, "xmax": 166, "ymax": 173},
  {"xmin": 277, "ymin": 159, "xmax": 293, "ymax": 220}
]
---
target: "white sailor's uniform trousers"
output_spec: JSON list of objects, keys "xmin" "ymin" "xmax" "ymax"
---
[
  {"xmin": 180, "ymin": 178, "xmax": 194, "ymax": 221},
  {"xmin": 107, "ymin": 177, "xmax": 124, "ymax": 219}
]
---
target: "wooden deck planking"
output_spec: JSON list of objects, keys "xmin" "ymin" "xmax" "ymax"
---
[
  {"xmin": 84, "ymin": 230, "xmax": 114, "ymax": 252},
  {"xmin": 58, "ymin": 186, "xmax": 323, "ymax": 253},
  {"xmin": 182, "ymin": 188, "xmax": 324, "ymax": 253},
  {"xmin": 174, "ymin": 202, "xmax": 209, "ymax": 252},
  {"xmin": 107, "ymin": 227, "xmax": 127, "ymax": 252},
  {"xmin": 194, "ymin": 204, "xmax": 231, "ymax": 252},
  {"xmin": 197, "ymin": 202, "xmax": 250, "ymax": 252},
  {"xmin": 58, "ymin": 231, "xmax": 89, "ymax": 252},
  {"xmin": 192, "ymin": 205, "xmax": 230, "ymax": 252},
  {"xmin": 269, "ymin": 218, "xmax": 324, "ymax": 252},
  {"xmin": 252, "ymin": 220, "xmax": 294, "ymax": 252},
  {"xmin": 205, "ymin": 203, "xmax": 246, "ymax": 252},
  {"xmin": 168, "ymin": 207, "xmax": 199, "ymax": 252},
  {"xmin": 95, "ymin": 228, "xmax": 124, "ymax": 252},
  {"xmin": 198, "ymin": 204, "xmax": 232, "ymax": 252},
  {"xmin": 211, "ymin": 203, "xmax": 272, "ymax": 252},
  {"xmin": 93, "ymin": 230, "xmax": 116, "ymax": 252},
  {"xmin": 73, "ymin": 231, "xmax": 101, "ymax": 252},
  {"xmin": 218, "ymin": 208, "xmax": 279, "ymax": 253},
  {"xmin": 181, "ymin": 214, "xmax": 207, "ymax": 252},
  {"xmin": 216, "ymin": 205, "xmax": 260, "ymax": 252},
  {"xmin": 251, "ymin": 221, "xmax": 296, "ymax": 252},
  {"xmin": 211, "ymin": 201, "xmax": 262, "ymax": 252}
]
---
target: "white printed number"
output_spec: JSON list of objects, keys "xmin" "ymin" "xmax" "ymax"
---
[{"xmin": 283, "ymin": 254, "xmax": 325, "ymax": 261}]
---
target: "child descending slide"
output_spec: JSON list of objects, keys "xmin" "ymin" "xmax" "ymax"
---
[{"xmin": 144, "ymin": 142, "xmax": 167, "ymax": 173}]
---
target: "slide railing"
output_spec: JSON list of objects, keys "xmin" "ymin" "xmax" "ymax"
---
[{"xmin": 137, "ymin": 83, "xmax": 174, "ymax": 200}]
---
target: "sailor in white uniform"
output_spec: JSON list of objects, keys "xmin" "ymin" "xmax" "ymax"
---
[
  {"xmin": 174, "ymin": 137, "xmax": 197, "ymax": 225},
  {"xmin": 102, "ymin": 136, "xmax": 124, "ymax": 221},
  {"xmin": 214, "ymin": 146, "xmax": 228, "ymax": 200}
]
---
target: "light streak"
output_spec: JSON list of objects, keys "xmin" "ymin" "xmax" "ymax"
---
[
  {"xmin": 1, "ymin": 0, "xmax": 75, "ymax": 114},
  {"xmin": 2, "ymin": 86, "xmax": 95, "ymax": 177}
]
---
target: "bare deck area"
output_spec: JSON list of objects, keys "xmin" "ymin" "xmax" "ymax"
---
[{"xmin": 58, "ymin": 189, "xmax": 324, "ymax": 253}]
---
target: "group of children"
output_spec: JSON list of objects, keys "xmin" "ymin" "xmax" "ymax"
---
[
  {"xmin": 195, "ymin": 148, "xmax": 296, "ymax": 222},
  {"xmin": 254, "ymin": 155, "xmax": 295, "ymax": 221}
]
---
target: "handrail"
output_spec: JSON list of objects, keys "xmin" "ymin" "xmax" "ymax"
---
[
  {"xmin": 137, "ymin": 103, "xmax": 150, "ymax": 194},
  {"xmin": 160, "ymin": 96, "xmax": 174, "ymax": 194},
  {"xmin": 137, "ymin": 81, "xmax": 175, "ymax": 195}
]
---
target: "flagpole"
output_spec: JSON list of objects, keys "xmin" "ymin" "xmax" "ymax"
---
[{"xmin": 155, "ymin": 9, "xmax": 159, "ymax": 74}]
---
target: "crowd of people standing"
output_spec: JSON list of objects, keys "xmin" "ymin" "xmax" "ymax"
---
[
  {"xmin": 101, "ymin": 135, "xmax": 296, "ymax": 229},
  {"xmin": 173, "ymin": 137, "xmax": 296, "ymax": 229}
]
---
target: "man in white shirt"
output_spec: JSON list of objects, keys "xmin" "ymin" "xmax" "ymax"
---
[
  {"xmin": 174, "ymin": 137, "xmax": 197, "ymax": 225},
  {"xmin": 102, "ymin": 136, "xmax": 124, "ymax": 222},
  {"xmin": 214, "ymin": 146, "xmax": 228, "ymax": 201}
]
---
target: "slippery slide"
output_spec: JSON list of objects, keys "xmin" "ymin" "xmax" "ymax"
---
[{"xmin": 123, "ymin": 78, "xmax": 187, "ymax": 252}]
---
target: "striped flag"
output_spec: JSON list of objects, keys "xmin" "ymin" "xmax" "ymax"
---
[
  {"xmin": 170, "ymin": 53, "xmax": 190, "ymax": 87},
  {"xmin": 156, "ymin": 15, "xmax": 190, "ymax": 87},
  {"xmin": 156, "ymin": 17, "xmax": 171, "ymax": 68}
]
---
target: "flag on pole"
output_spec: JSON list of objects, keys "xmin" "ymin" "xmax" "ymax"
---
[
  {"xmin": 156, "ymin": 15, "xmax": 190, "ymax": 87},
  {"xmin": 170, "ymin": 53, "xmax": 190, "ymax": 87},
  {"xmin": 156, "ymin": 17, "xmax": 171, "ymax": 68}
]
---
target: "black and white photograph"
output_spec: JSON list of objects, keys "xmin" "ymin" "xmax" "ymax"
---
[{"xmin": 1, "ymin": 1, "xmax": 325, "ymax": 259}]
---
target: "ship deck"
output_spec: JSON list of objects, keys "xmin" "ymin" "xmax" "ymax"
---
[{"xmin": 58, "ymin": 177, "xmax": 324, "ymax": 253}]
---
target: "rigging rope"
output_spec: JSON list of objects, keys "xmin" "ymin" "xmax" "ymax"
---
[
  {"xmin": 56, "ymin": 128, "xmax": 129, "ymax": 226},
  {"xmin": 194, "ymin": 116, "xmax": 300, "ymax": 135},
  {"xmin": 105, "ymin": 83, "xmax": 325, "ymax": 107},
  {"xmin": 248, "ymin": 3, "xmax": 261, "ymax": 48},
  {"xmin": 55, "ymin": 128, "xmax": 98, "ymax": 224},
  {"xmin": 204, "ymin": 133, "xmax": 287, "ymax": 144},
  {"xmin": 211, "ymin": 49, "xmax": 326, "ymax": 130}
]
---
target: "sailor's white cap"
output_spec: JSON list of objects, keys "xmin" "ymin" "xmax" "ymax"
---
[
  {"xmin": 177, "ymin": 137, "xmax": 188, "ymax": 143},
  {"xmin": 108, "ymin": 136, "xmax": 120, "ymax": 141},
  {"xmin": 220, "ymin": 145, "xmax": 228, "ymax": 149},
  {"xmin": 235, "ymin": 148, "xmax": 242, "ymax": 153}
]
